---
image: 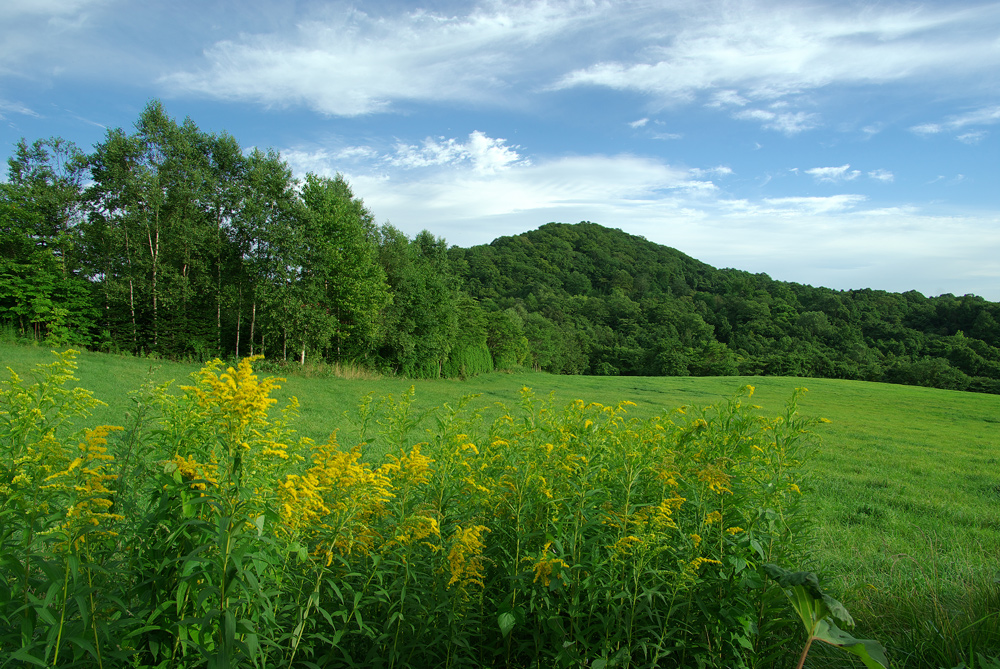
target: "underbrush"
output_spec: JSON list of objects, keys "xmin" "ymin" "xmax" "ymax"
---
[{"xmin": 3, "ymin": 351, "xmax": 821, "ymax": 667}]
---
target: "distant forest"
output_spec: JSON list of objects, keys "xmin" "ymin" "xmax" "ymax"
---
[{"xmin": 4, "ymin": 101, "xmax": 1000, "ymax": 393}]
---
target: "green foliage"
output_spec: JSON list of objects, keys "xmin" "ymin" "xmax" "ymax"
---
[
  {"xmin": 765, "ymin": 564, "xmax": 890, "ymax": 669},
  {"xmin": 299, "ymin": 173, "xmax": 391, "ymax": 361},
  {"xmin": 1, "ymin": 351, "xmax": 823, "ymax": 668}
]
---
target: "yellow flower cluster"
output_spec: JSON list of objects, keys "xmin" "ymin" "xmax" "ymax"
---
[
  {"xmin": 532, "ymin": 542, "xmax": 569, "ymax": 587},
  {"xmin": 697, "ymin": 464, "xmax": 732, "ymax": 495},
  {"xmin": 168, "ymin": 453, "xmax": 218, "ymax": 491},
  {"xmin": 280, "ymin": 432, "xmax": 394, "ymax": 557},
  {"xmin": 383, "ymin": 444, "xmax": 434, "ymax": 489},
  {"xmin": 42, "ymin": 426, "xmax": 124, "ymax": 548},
  {"xmin": 182, "ymin": 357, "xmax": 281, "ymax": 432},
  {"xmin": 446, "ymin": 524, "xmax": 490, "ymax": 591},
  {"xmin": 685, "ymin": 556, "xmax": 722, "ymax": 577},
  {"xmin": 386, "ymin": 514, "xmax": 441, "ymax": 551}
]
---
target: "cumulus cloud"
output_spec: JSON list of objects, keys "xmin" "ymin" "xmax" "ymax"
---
[
  {"xmin": 389, "ymin": 132, "xmax": 529, "ymax": 174},
  {"xmin": 804, "ymin": 164, "xmax": 861, "ymax": 183}
]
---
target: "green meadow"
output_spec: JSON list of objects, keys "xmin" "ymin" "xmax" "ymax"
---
[{"xmin": 3, "ymin": 341, "xmax": 999, "ymax": 667}]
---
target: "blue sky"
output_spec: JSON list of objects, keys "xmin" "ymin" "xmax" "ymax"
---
[{"xmin": 2, "ymin": 0, "xmax": 999, "ymax": 299}]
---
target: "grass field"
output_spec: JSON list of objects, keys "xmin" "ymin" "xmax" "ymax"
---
[{"xmin": 3, "ymin": 341, "xmax": 999, "ymax": 667}]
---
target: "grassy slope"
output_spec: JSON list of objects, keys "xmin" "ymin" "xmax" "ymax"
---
[{"xmin": 4, "ymin": 342, "xmax": 999, "ymax": 661}]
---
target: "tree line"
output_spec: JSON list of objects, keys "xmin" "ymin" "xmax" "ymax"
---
[
  {"xmin": 0, "ymin": 101, "xmax": 505, "ymax": 377},
  {"xmin": 3, "ymin": 101, "xmax": 1000, "ymax": 392}
]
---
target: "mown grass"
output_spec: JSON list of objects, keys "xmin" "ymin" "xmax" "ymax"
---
[{"xmin": 3, "ymin": 341, "xmax": 999, "ymax": 667}]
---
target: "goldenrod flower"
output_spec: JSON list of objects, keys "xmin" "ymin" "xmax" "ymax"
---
[
  {"xmin": 446, "ymin": 524, "xmax": 490, "ymax": 590},
  {"xmin": 532, "ymin": 542, "xmax": 569, "ymax": 586}
]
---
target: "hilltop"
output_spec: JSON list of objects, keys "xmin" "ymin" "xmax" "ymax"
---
[{"xmin": 450, "ymin": 221, "xmax": 1000, "ymax": 392}]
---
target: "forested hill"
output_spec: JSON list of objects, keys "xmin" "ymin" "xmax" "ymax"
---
[{"xmin": 449, "ymin": 222, "xmax": 1000, "ymax": 393}]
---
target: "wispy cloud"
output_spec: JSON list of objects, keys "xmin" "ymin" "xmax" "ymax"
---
[
  {"xmin": 910, "ymin": 104, "xmax": 1000, "ymax": 138},
  {"xmin": 957, "ymin": 130, "xmax": 988, "ymax": 144},
  {"xmin": 735, "ymin": 108, "xmax": 820, "ymax": 134},
  {"xmin": 0, "ymin": 0, "xmax": 106, "ymax": 18},
  {"xmin": 0, "ymin": 0, "xmax": 112, "ymax": 73},
  {"xmin": 163, "ymin": 2, "xmax": 601, "ymax": 116},
  {"xmin": 0, "ymin": 99, "xmax": 39, "ymax": 119},
  {"xmin": 805, "ymin": 164, "xmax": 861, "ymax": 183},
  {"xmin": 553, "ymin": 2, "xmax": 1000, "ymax": 130},
  {"xmin": 868, "ymin": 169, "xmax": 894, "ymax": 183},
  {"xmin": 690, "ymin": 166, "xmax": 733, "ymax": 178},
  {"xmin": 629, "ymin": 117, "xmax": 649, "ymax": 128},
  {"xmin": 760, "ymin": 194, "xmax": 867, "ymax": 214},
  {"xmin": 154, "ymin": 1, "xmax": 1000, "ymax": 123}
]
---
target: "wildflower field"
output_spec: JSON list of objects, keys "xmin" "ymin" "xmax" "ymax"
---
[
  {"xmin": 0, "ymin": 344, "xmax": 1000, "ymax": 669},
  {"xmin": 1, "ymin": 350, "xmax": 823, "ymax": 668}
]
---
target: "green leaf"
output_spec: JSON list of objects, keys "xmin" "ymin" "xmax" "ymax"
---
[
  {"xmin": 9, "ymin": 646, "xmax": 48, "ymax": 667},
  {"xmin": 813, "ymin": 619, "xmax": 891, "ymax": 669},
  {"xmin": 765, "ymin": 564, "xmax": 890, "ymax": 669},
  {"xmin": 498, "ymin": 611, "xmax": 516, "ymax": 638}
]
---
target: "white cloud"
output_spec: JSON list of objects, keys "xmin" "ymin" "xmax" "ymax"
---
[
  {"xmin": 629, "ymin": 118, "xmax": 649, "ymax": 128},
  {"xmin": 388, "ymin": 132, "xmax": 528, "ymax": 174},
  {"xmin": 957, "ymin": 130, "xmax": 988, "ymax": 144},
  {"xmin": 862, "ymin": 124, "xmax": 884, "ymax": 138},
  {"xmin": 759, "ymin": 194, "xmax": 867, "ymax": 214},
  {"xmin": 163, "ymin": 1, "xmax": 601, "ymax": 116},
  {"xmin": 708, "ymin": 90, "xmax": 749, "ymax": 108},
  {"xmin": 949, "ymin": 105, "xmax": 1000, "ymax": 128},
  {"xmin": 911, "ymin": 104, "xmax": 1000, "ymax": 138},
  {"xmin": 0, "ymin": 0, "xmax": 112, "ymax": 74},
  {"xmin": 804, "ymin": 164, "xmax": 861, "ymax": 182},
  {"xmin": 734, "ymin": 109, "xmax": 820, "ymax": 134},
  {"xmin": 0, "ymin": 0, "xmax": 105, "ymax": 18},
  {"xmin": 0, "ymin": 99, "xmax": 39, "ymax": 119},
  {"xmin": 868, "ymin": 169, "xmax": 894, "ymax": 182},
  {"xmin": 153, "ymin": 1, "xmax": 1000, "ymax": 122},
  {"xmin": 690, "ymin": 166, "xmax": 733, "ymax": 178},
  {"xmin": 553, "ymin": 2, "xmax": 1000, "ymax": 107}
]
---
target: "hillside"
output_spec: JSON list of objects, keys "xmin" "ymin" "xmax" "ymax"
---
[{"xmin": 450, "ymin": 221, "xmax": 1000, "ymax": 392}]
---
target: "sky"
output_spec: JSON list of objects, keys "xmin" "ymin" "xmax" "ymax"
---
[{"xmin": 2, "ymin": 0, "xmax": 999, "ymax": 300}]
